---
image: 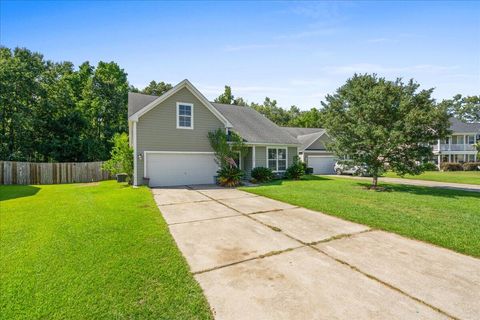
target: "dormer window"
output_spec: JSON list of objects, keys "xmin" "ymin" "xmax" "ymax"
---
[{"xmin": 176, "ymin": 102, "xmax": 193, "ymax": 129}]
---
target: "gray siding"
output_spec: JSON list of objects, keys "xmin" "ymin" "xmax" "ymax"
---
[
  {"xmin": 255, "ymin": 146, "xmax": 267, "ymax": 167},
  {"xmin": 288, "ymin": 147, "xmax": 298, "ymax": 165},
  {"xmin": 136, "ymin": 87, "xmax": 224, "ymax": 183}
]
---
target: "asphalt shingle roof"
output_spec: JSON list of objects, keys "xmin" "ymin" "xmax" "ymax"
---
[
  {"xmin": 210, "ymin": 103, "xmax": 299, "ymax": 144},
  {"xmin": 128, "ymin": 92, "xmax": 158, "ymax": 117},
  {"xmin": 449, "ymin": 117, "xmax": 480, "ymax": 133}
]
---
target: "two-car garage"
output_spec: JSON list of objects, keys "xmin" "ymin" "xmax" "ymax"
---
[{"xmin": 145, "ymin": 152, "xmax": 219, "ymax": 187}]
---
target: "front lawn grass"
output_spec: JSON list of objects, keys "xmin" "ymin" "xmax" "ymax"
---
[
  {"xmin": 384, "ymin": 170, "xmax": 480, "ymax": 185},
  {"xmin": 240, "ymin": 176, "xmax": 480, "ymax": 257},
  {"xmin": 0, "ymin": 181, "xmax": 212, "ymax": 319}
]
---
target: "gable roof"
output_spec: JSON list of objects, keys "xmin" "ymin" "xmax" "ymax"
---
[
  {"xmin": 449, "ymin": 117, "xmax": 480, "ymax": 133},
  {"xmin": 282, "ymin": 127, "xmax": 327, "ymax": 151},
  {"xmin": 211, "ymin": 103, "xmax": 299, "ymax": 145},
  {"xmin": 128, "ymin": 79, "xmax": 231, "ymax": 127}
]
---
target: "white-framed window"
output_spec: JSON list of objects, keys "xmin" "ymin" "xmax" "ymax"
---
[
  {"xmin": 267, "ymin": 147, "xmax": 287, "ymax": 172},
  {"xmin": 176, "ymin": 102, "xmax": 193, "ymax": 129},
  {"xmin": 466, "ymin": 135, "xmax": 475, "ymax": 145}
]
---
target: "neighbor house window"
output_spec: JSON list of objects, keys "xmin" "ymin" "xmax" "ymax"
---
[
  {"xmin": 467, "ymin": 135, "xmax": 475, "ymax": 145},
  {"xmin": 176, "ymin": 102, "xmax": 193, "ymax": 129},
  {"xmin": 267, "ymin": 147, "xmax": 287, "ymax": 172}
]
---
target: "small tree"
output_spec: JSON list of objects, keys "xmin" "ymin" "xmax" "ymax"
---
[
  {"xmin": 102, "ymin": 133, "xmax": 133, "ymax": 183},
  {"xmin": 321, "ymin": 74, "xmax": 450, "ymax": 189},
  {"xmin": 207, "ymin": 128, "xmax": 247, "ymax": 187}
]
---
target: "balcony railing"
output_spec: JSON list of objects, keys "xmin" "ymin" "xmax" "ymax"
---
[{"xmin": 432, "ymin": 144, "xmax": 476, "ymax": 151}]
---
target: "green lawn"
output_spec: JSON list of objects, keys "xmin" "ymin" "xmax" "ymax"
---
[
  {"xmin": 0, "ymin": 181, "xmax": 212, "ymax": 320},
  {"xmin": 240, "ymin": 176, "xmax": 480, "ymax": 257},
  {"xmin": 384, "ymin": 171, "xmax": 480, "ymax": 185}
]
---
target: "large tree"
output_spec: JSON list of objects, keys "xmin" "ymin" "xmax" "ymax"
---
[
  {"xmin": 441, "ymin": 94, "xmax": 480, "ymax": 123},
  {"xmin": 321, "ymin": 74, "xmax": 450, "ymax": 188},
  {"xmin": 141, "ymin": 80, "xmax": 172, "ymax": 96},
  {"xmin": 0, "ymin": 46, "xmax": 130, "ymax": 162}
]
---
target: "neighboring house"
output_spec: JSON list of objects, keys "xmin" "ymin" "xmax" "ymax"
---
[
  {"xmin": 128, "ymin": 80, "xmax": 299, "ymax": 187},
  {"xmin": 432, "ymin": 117, "xmax": 479, "ymax": 165},
  {"xmin": 283, "ymin": 127, "xmax": 336, "ymax": 174}
]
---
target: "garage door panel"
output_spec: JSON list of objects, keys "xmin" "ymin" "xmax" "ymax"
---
[
  {"xmin": 146, "ymin": 153, "xmax": 219, "ymax": 187},
  {"xmin": 308, "ymin": 156, "xmax": 336, "ymax": 174}
]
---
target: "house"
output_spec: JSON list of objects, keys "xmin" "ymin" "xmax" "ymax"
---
[
  {"xmin": 432, "ymin": 117, "xmax": 479, "ymax": 165},
  {"xmin": 128, "ymin": 80, "xmax": 299, "ymax": 187},
  {"xmin": 283, "ymin": 127, "xmax": 336, "ymax": 174}
]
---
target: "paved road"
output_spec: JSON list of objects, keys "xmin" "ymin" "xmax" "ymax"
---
[
  {"xmin": 153, "ymin": 185, "xmax": 479, "ymax": 320},
  {"xmin": 329, "ymin": 174, "xmax": 480, "ymax": 192}
]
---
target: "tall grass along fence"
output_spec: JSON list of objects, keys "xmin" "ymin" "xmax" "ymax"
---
[{"xmin": 0, "ymin": 161, "xmax": 111, "ymax": 185}]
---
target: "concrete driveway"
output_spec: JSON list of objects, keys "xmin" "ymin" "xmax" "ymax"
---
[{"xmin": 153, "ymin": 185, "xmax": 480, "ymax": 320}]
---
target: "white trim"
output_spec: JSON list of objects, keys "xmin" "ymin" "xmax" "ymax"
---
[
  {"xmin": 129, "ymin": 79, "xmax": 231, "ymax": 127},
  {"xmin": 176, "ymin": 102, "xmax": 194, "ymax": 130},
  {"xmin": 143, "ymin": 151, "xmax": 216, "ymax": 178},
  {"xmin": 133, "ymin": 121, "xmax": 138, "ymax": 186},
  {"xmin": 252, "ymin": 146, "xmax": 256, "ymax": 168},
  {"xmin": 266, "ymin": 146, "xmax": 288, "ymax": 172}
]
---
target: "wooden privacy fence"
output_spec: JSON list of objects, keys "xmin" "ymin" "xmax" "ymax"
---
[{"xmin": 0, "ymin": 161, "xmax": 111, "ymax": 185}]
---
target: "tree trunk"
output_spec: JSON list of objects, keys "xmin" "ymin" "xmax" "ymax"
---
[{"xmin": 372, "ymin": 176, "xmax": 378, "ymax": 188}]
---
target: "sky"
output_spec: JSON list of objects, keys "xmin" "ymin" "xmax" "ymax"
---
[{"xmin": 1, "ymin": 1, "xmax": 479, "ymax": 110}]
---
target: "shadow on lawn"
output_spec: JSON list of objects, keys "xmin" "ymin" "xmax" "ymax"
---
[
  {"xmin": 0, "ymin": 185, "xmax": 41, "ymax": 201},
  {"xmin": 357, "ymin": 182, "xmax": 480, "ymax": 199},
  {"xmin": 252, "ymin": 175, "xmax": 334, "ymax": 187}
]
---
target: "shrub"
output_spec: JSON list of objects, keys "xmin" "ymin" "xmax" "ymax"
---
[
  {"xmin": 440, "ymin": 162, "xmax": 463, "ymax": 171},
  {"xmin": 251, "ymin": 167, "xmax": 274, "ymax": 183},
  {"xmin": 285, "ymin": 156, "xmax": 305, "ymax": 180},
  {"xmin": 102, "ymin": 133, "xmax": 133, "ymax": 183},
  {"xmin": 463, "ymin": 162, "xmax": 480, "ymax": 171},
  {"xmin": 217, "ymin": 166, "xmax": 244, "ymax": 187},
  {"xmin": 421, "ymin": 162, "xmax": 439, "ymax": 171}
]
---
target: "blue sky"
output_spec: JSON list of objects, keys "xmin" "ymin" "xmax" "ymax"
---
[{"xmin": 1, "ymin": 1, "xmax": 479, "ymax": 110}]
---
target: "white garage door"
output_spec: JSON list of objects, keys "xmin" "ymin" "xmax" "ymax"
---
[
  {"xmin": 145, "ymin": 152, "xmax": 219, "ymax": 187},
  {"xmin": 308, "ymin": 156, "xmax": 336, "ymax": 174}
]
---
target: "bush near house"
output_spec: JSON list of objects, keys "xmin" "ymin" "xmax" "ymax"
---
[
  {"xmin": 440, "ymin": 162, "xmax": 464, "ymax": 171},
  {"xmin": 285, "ymin": 156, "xmax": 305, "ymax": 180},
  {"xmin": 463, "ymin": 162, "xmax": 480, "ymax": 171},
  {"xmin": 216, "ymin": 166, "xmax": 244, "ymax": 187},
  {"xmin": 251, "ymin": 167, "xmax": 274, "ymax": 183},
  {"xmin": 421, "ymin": 162, "xmax": 439, "ymax": 171}
]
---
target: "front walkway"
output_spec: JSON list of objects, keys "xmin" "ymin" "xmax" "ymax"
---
[
  {"xmin": 331, "ymin": 174, "xmax": 480, "ymax": 192},
  {"xmin": 153, "ymin": 185, "xmax": 479, "ymax": 320}
]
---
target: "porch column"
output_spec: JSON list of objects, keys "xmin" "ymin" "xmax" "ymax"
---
[
  {"xmin": 449, "ymin": 137, "xmax": 451, "ymax": 151},
  {"xmin": 252, "ymin": 146, "xmax": 256, "ymax": 168},
  {"xmin": 464, "ymin": 135, "xmax": 466, "ymax": 151}
]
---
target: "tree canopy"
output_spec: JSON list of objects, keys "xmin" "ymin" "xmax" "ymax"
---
[
  {"xmin": 441, "ymin": 94, "xmax": 480, "ymax": 123},
  {"xmin": 321, "ymin": 74, "xmax": 451, "ymax": 188}
]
